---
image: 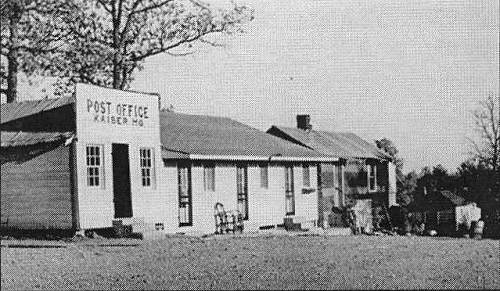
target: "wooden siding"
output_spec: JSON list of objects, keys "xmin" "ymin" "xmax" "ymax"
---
[
  {"xmin": 165, "ymin": 161, "xmax": 320, "ymax": 234},
  {"xmin": 292, "ymin": 164, "xmax": 318, "ymax": 224},
  {"xmin": 1, "ymin": 144, "xmax": 73, "ymax": 229}
]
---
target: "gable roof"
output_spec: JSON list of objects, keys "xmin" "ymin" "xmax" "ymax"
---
[
  {"xmin": 160, "ymin": 112, "xmax": 336, "ymax": 162},
  {"xmin": 1, "ymin": 96, "xmax": 75, "ymax": 125},
  {"xmin": 267, "ymin": 126, "xmax": 390, "ymax": 160},
  {"xmin": 1, "ymin": 131, "xmax": 74, "ymax": 148},
  {"xmin": 416, "ymin": 190, "xmax": 470, "ymax": 212},
  {"xmin": 438, "ymin": 190, "xmax": 467, "ymax": 207}
]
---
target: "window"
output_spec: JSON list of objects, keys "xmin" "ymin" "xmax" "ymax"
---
[
  {"xmin": 285, "ymin": 166, "xmax": 295, "ymax": 215},
  {"xmin": 368, "ymin": 164, "xmax": 377, "ymax": 192},
  {"xmin": 178, "ymin": 164, "xmax": 192, "ymax": 226},
  {"xmin": 237, "ymin": 166, "xmax": 248, "ymax": 220},
  {"xmin": 302, "ymin": 164, "xmax": 310, "ymax": 187},
  {"xmin": 203, "ymin": 165, "xmax": 215, "ymax": 192},
  {"xmin": 260, "ymin": 164, "xmax": 269, "ymax": 189},
  {"xmin": 86, "ymin": 145, "xmax": 103, "ymax": 187},
  {"xmin": 140, "ymin": 148, "xmax": 155, "ymax": 187}
]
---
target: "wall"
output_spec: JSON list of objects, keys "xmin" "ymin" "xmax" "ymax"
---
[
  {"xmin": 292, "ymin": 164, "xmax": 319, "ymax": 225},
  {"xmin": 161, "ymin": 161, "xmax": 180, "ymax": 233},
  {"xmin": 340, "ymin": 159, "xmax": 392, "ymax": 230},
  {"xmin": 317, "ymin": 162, "xmax": 342, "ymax": 227},
  {"xmin": 247, "ymin": 164, "xmax": 286, "ymax": 228},
  {"xmin": 343, "ymin": 159, "xmax": 368, "ymax": 202},
  {"xmin": 342, "ymin": 159, "xmax": 389, "ymax": 200},
  {"xmin": 0, "ymin": 144, "xmax": 73, "ymax": 229},
  {"xmin": 74, "ymin": 84, "xmax": 164, "ymax": 229},
  {"xmin": 164, "ymin": 161, "xmax": 319, "ymax": 234},
  {"xmin": 388, "ymin": 162, "xmax": 397, "ymax": 206},
  {"xmin": 455, "ymin": 204, "xmax": 481, "ymax": 231}
]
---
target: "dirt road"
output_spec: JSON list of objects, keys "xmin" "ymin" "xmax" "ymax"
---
[{"xmin": 1, "ymin": 234, "xmax": 498, "ymax": 290}]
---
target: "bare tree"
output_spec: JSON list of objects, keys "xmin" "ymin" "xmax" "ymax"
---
[
  {"xmin": 50, "ymin": 0, "xmax": 254, "ymax": 90},
  {"xmin": 1, "ymin": 0, "xmax": 253, "ymax": 101},
  {"xmin": 469, "ymin": 94, "xmax": 500, "ymax": 173},
  {"xmin": 1, "ymin": 0, "xmax": 29, "ymax": 102},
  {"xmin": 0, "ymin": 0, "xmax": 74, "ymax": 102}
]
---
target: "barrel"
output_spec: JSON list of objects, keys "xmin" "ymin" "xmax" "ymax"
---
[{"xmin": 473, "ymin": 220, "xmax": 484, "ymax": 239}]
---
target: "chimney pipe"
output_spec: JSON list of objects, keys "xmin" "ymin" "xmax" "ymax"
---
[{"xmin": 297, "ymin": 114, "xmax": 312, "ymax": 131}]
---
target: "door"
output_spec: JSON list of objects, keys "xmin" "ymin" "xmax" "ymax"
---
[
  {"xmin": 112, "ymin": 143, "xmax": 132, "ymax": 218},
  {"xmin": 178, "ymin": 163, "xmax": 192, "ymax": 226},
  {"xmin": 285, "ymin": 165, "xmax": 295, "ymax": 215},
  {"xmin": 236, "ymin": 165, "xmax": 248, "ymax": 220}
]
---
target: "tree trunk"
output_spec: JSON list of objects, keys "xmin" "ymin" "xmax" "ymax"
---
[
  {"xmin": 112, "ymin": 54, "xmax": 121, "ymax": 89},
  {"xmin": 6, "ymin": 9, "xmax": 20, "ymax": 103},
  {"xmin": 111, "ymin": 0, "xmax": 122, "ymax": 89}
]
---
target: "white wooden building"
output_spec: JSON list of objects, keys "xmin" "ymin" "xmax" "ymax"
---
[
  {"xmin": 159, "ymin": 112, "xmax": 335, "ymax": 233},
  {"xmin": 1, "ymin": 84, "xmax": 336, "ymax": 235},
  {"xmin": 267, "ymin": 116, "xmax": 398, "ymax": 231}
]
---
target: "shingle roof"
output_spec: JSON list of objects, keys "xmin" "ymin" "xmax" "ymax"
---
[
  {"xmin": 439, "ymin": 190, "xmax": 467, "ymax": 207},
  {"xmin": 160, "ymin": 112, "xmax": 335, "ymax": 161},
  {"xmin": 161, "ymin": 147, "xmax": 190, "ymax": 159},
  {"xmin": 1, "ymin": 131, "xmax": 74, "ymax": 147},
  {"xmin": 268, "ymin": 126, "xmax": 390, "ymax": 160},
  {"xmin": 1, "ymin": 96, "xmax": 75, "ymax": 124}
]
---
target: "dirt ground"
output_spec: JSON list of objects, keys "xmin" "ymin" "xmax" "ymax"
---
[{"xmin": 1, "ymin": 234, "xmax": 499, "ymax": 290}]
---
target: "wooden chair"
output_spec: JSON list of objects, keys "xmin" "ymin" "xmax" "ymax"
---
[
  {"xmin": 214, "ymin": 202, "xmax": 228, "ymax": 234},
  {"xmin": 214, "ymin": 203, "xmax": 244, "ymax": 234}
]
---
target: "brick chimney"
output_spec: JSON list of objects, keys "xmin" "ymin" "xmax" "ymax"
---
[{"xmin": 297, "ymin": 115, "xmax": 312, "ymax": 131}]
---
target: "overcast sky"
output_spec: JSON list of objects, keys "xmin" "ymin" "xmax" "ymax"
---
[
  {"xmin": 6, "ymin": 1, "xmax": 497, "ymax": 172},
  {"xmin": 133, "ymin": 0, "xmax": 498, "ymax": 173}
]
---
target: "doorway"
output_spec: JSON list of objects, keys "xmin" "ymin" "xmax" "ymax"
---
[
  {"xmin": 112, "ymin": 143, "xmax": 132, "ymax": 218},
  {"xmin": 236, "ymin": 165, "xmax": 248, "ymax": 220},
  {"xmin": 285, "ymin": 165, "xmax": 295, "ymax": 215}
]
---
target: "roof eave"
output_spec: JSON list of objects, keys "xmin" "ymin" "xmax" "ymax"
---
[{"xmin": 188, "ymin": 154, "xmax": 338, "ymax": 162}]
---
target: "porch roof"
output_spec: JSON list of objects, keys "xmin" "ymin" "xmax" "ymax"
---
[
  {"xmin": 267, "ymin": 126, "xmax": 391, "ymax": 160},
  {"xmin": 0, "ymin": 131, "xmax": 74, "ymax": 148},
  {"xmin": 160, "ymin": 112, "xmax": 336, "ymax": 162}
]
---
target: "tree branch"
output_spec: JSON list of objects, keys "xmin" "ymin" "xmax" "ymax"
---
[
  {"xmin": 96, "ymin": 0, "xmax": 113, "ymax": 14},
  {"xmin": 487, "ymin": 95, "xmax": 499, "ymax": 143},
  {"xmin": 132, "ymin": 0, "xmax": 174, "ymax": 15},
  {"xmin": 188, "ymin": 0, "xmax": 210, "ymax": 10},
  {"xmin": 131, "ymin": 25, "xmax": 228, "ymax": 62},
  {"xmin": 16, "ymin": 44, "xmax": 60, "ymax": 54},
  {"xmin": 199, "ymin": 37, "xmax": 225, "ymax": 47},
  {"xmin": 466, "ymin": 136, "xmax": 483, "ymax": 157},
  {"xmin": 119, "ymin": 63, "xmax": 136, "ymax": 89},
  {"xmin": 165, "ymin": 51, "xmax": 195, "ymax": 57},
  {"xmin": 67, "ymin": 19, "xmax": 113, "ymax": 47},
  {"xmin": 119, "ymin": 0, "xmax": 142, "ymax": 42}
]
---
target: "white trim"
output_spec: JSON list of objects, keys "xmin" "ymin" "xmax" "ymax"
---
[
  {"xmin": 139, "ymin": 147, "xmax": 156, "ymax": 188},
  {"xmin": 271, "ymin": 156, "xmax": 337, "ymax": 162},
  {"xmin": 85, "ymin": 144, "xmax": 105, "ymax": 189},
  {"xmin": 189, "ymin": 154, "xmax": 337, "ymax": 162}
]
